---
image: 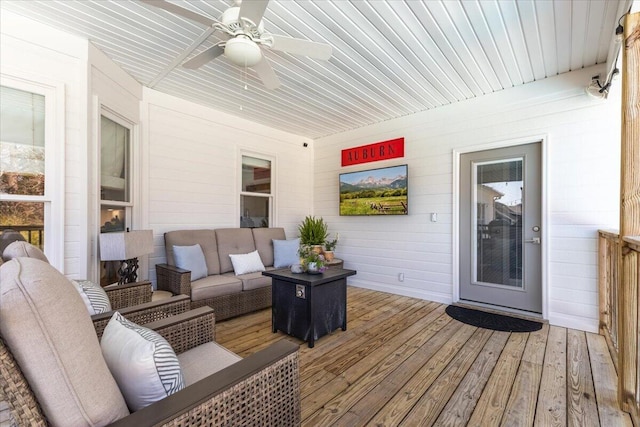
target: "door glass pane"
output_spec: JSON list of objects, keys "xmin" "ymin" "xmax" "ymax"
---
[
  {"xmin": 242, "ymin": 156, "xmax": 271, "ymax": 193},
  {"xmin": 101, "ymin": 116, "xmax": 130, "ymax": 202},
  {"xmin": 0, "ymin": 201, "xmax": 44, "ymax": 249},
  {"xmin": 0, "ymin": 86, "xmax": 45, "ymax": 196},
  {"xmin": 474, "ymin": 158, "xmax": 523, "ymax": 288},
  {"xmin": 241, "ymin": 195, "xmax": 269, "ymax": 228}
]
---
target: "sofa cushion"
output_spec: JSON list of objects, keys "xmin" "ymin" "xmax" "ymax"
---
[
  {"xmin": 2, "ymin": 241, "xmax": 49, "ymax": 263},
  {"xmin": 101, "ymin": 312, "xmax": 185, "ymax": 411},
  {"xmin": 0, "ymin": 258, "xmax": 129, "ymax": 426},
  {"xmin": 165, "ymin": 230, "xmax": 220, "ymax": 275},
  {"xmin": 273, "ymin": 238, "xmax": 300, "ymax": 268},
  {"xmin": 173, "ymin": 244, "xmax": 208, "ymax": 281},
  {"xmin": 72, "ymin": 279, "xmax": 112, "ymax": 315},
  {"xmin": 178, "ymin": 341, "xmax": 241, "ymax": 386},
  {"xmin": 190, "ymin": 275, "xmax": 243, "ymax": 301},
  {"xmin": 215, "ymin": 228, "xmax": 256, "ymax": 274},
  {"xmin": 231, "ymin": 271, "xmax": 272, "ymax": 291},
  {"xmin": 252, "ymin": 227, "xmax": 286, "ymax": 267}
]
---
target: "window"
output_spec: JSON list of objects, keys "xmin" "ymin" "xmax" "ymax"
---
[
  {"xmin": 0, "ymin": 82, "xmax": 60, "ymax": 263},
  {"xmin": 99, "ymin": 113, "xmax": 133, "ymax": 285},
  {"xmin": 240, "ymin": 155, "xmax": 272, "ymax": 228}
]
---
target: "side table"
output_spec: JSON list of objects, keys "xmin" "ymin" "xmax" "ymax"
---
[{"xmin": 263, "ymin": 268, "xmax": 356, "ymax": 348}]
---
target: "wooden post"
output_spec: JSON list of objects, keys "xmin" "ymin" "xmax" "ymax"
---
[
  {"xmin": 599, "ymin": 233, "xmax": 608, "ymax": 334},
  {"xmin": 618, "ymin": 11, "xmax": 640, "ymax": 414}
]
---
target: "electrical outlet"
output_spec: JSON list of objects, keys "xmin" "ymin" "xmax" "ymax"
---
[{"xmin": 295, "ymin": 284, "xmax": 306, "ymax": 299}]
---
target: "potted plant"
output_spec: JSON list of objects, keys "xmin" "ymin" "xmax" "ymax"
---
[
  {"xmin": 298, "ymin": 244, "xmax": 326, "ymax": 274},
  {"xmin": 323, "ymin": 233, "xmax": 339, "ymax": 262},
  {"xmin": 298, "ymin": 216, "xmax": 328, "ymax": 253}
]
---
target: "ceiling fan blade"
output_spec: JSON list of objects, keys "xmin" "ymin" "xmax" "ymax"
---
[
  {"xmin": 140, "ymin": 0, "xmax": 216, "ymax": 27},
  {"xmin": 183, "ymin": 45, "xmax": 225, "ymax": 69},
  {"xmin": 252, "ymin": 57, "xmax": 281, "ymax": 90},
  {"xmin": 269, "ymin": 34, "xmax": 332, "ymax": 60},
  {"xmin": 238, "ymin": 0, "xmax": 269, "ymax": 26}
]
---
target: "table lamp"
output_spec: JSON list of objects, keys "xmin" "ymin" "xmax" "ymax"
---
[{"xmin": 99, "ymin": 229, "xmax": 153, "ymax": 285}]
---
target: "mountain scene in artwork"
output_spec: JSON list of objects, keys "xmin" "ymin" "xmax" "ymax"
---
[{"xmin": 339, "ymin": 165, "xmax": 408, "ymax": 216}]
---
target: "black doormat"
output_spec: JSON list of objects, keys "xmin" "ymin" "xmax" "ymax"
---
[{"xmin": 445, "ymin": 305, "xmax": 542, "ymax": 332}]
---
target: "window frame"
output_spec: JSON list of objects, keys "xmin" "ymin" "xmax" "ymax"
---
[
  {"xmin": 239, "ymin": 152, "xmax": 275, "ymax": 228},
  {"xmin": 0, "ymin": 74, "xmax": 65, "ymax": 270},
  {"xmin": 96, "ymin": 106, "xmax": 137, "ymax": 283}
]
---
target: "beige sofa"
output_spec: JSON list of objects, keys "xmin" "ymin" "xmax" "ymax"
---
[{"xmin": 156, "ymin": 227, "xmax": 287, "ymax": 320}]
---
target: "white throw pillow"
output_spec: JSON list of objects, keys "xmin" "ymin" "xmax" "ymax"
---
[
  {"xmin": 229, "ymin": 250, "xmax": 265, "ymax": 275},
  {"xmin": 173, "ymin": 244, "xmax": 208, "ymax": 281},
  {"xmin": 72, "ymin": 279, "xmax": 112, "ymax": 315},
  {"xmin": 101, "ymin": 312, "xmax": 185, "ymax": 411},
  {"xmin": 273, "ymin": 238, "xmax": 301, "ymax": 268}
]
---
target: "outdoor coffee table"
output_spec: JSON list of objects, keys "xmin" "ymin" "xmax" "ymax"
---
[{"xmin": 262, "ymin": 267, "xmax": 356, "ymax": 348}]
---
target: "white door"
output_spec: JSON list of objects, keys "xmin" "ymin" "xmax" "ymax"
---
[{"xmin": 459, "ymin": 143, "xmax": 542, "ymax": 313}]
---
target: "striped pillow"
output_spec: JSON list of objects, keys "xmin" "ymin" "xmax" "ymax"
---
[
  {"xmin": 101, "ymin": 312, "xmax": 185, "ymax": 411},
  {"xmin": 72, "ymin": 280, "xmax": 112, "ymax": 315}
]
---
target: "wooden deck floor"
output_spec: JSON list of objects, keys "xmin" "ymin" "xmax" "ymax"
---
[{"xmin": 216, "ymin": 287, "xmax": 631, "ymax": 427}]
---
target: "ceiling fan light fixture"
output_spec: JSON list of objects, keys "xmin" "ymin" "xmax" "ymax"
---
[{"xmin": 225, "ymin": 37, "xmax": 262, "ymax": 67}]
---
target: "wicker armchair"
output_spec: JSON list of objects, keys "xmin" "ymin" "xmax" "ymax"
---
[
  {"xmin": 0, "ymin": 258, "xmax": 301, "ymax": 426},
  {"xmin": 104, "ymin": 280, "xmax": 153, "ymax": 309},
  {"xmin": 92, "ymin": 294, "xmax": 191, "ymax": 338}
]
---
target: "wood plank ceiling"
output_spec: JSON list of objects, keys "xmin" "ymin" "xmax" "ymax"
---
[{"xmin": 1, "ymin": 0, "xmax": 628, "ymax": 138}]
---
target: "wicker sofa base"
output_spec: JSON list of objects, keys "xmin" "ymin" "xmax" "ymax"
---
[{"xmin": 191, "ymin": 286, "xmax": 272, "ymax": 321}]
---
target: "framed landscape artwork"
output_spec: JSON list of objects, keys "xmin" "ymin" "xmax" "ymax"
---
[{"xmin": 339, "ymin": 164, "xmax": 408, "ymax": 216}]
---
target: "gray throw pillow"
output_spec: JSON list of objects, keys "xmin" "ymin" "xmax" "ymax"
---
[
  {"xmin": 273, "ymin": 238, "xmax": 301, "ymax": 268},
  {"xmin": 173, "ymin": 244, "xmax": 208, "ymax": 281}
]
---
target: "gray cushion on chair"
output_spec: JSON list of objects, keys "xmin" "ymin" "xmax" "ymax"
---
[
  {"xmin": 0, "ymin": 229, "xmax": 26, "ymax": 255},
  {"xmin": 178, "ymin": 341, "xmax": 241, "ymax": 386},
  {"xmin": 2, "ymin": 241, "xmax": 49, "ymax": 263},
  {"xmin": 0, "ymin": 258, "xmax": 129, "ymax": 426}
]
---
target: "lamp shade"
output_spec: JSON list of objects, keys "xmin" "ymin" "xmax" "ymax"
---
[{"xmin": 99, "ymin": 230, "xmax": 153, "ymax": 261}]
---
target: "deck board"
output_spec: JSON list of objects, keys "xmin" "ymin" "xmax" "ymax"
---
[
  {"xmin": 467, "ymin": 331, "xmax": 528, "ymax": 425},
  {"xmin": 535, "ymin": 325, "xmax": 568, "ymax": 426},
  {"xmin": 216, "ymin": 287, "xmax": 631, "ymax": 426},
  {"xmin": 567, "ymin": 328, "xmax": 600, "ymax": 426},
  {"xmin": 501, "ymin": 323, "xmax": 549, "ymax": 426}
]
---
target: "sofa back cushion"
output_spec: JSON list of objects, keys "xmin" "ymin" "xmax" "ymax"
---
[
  {"xmin": 252, "ymin": 228, "xmax": 286, "ymax": 267},
  {"xmin": 165, "ymin": 230, "xmax": 220, "ymax": 276},
  {"xmin": 215, "ymin": 228, "xmax": 256, "ymax": 274},
  {"xmin": 0, "ymin": 258, "xmax": 129, "ymax": 426}
]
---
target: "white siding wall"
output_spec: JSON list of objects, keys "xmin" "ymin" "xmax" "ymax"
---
[
  {"xmin": 142, "ymin": 89, "xmax": 313, "ymax": 284},
  {"xmin": 1, "ymin": 11, "xmax": 88, "ymax": 277},
  {"xmin": 314, "ymin": 66, "xmax": 620, "ymax": 333}
]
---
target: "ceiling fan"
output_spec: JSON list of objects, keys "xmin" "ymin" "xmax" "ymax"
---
[{"xmin": 141, "ymin": 0, "xmax": 333, "ymax": 90}]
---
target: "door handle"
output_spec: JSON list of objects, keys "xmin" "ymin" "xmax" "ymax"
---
[{"xmin": 525, "ymin": 237, "xmax": 541, "ymax": 244}]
